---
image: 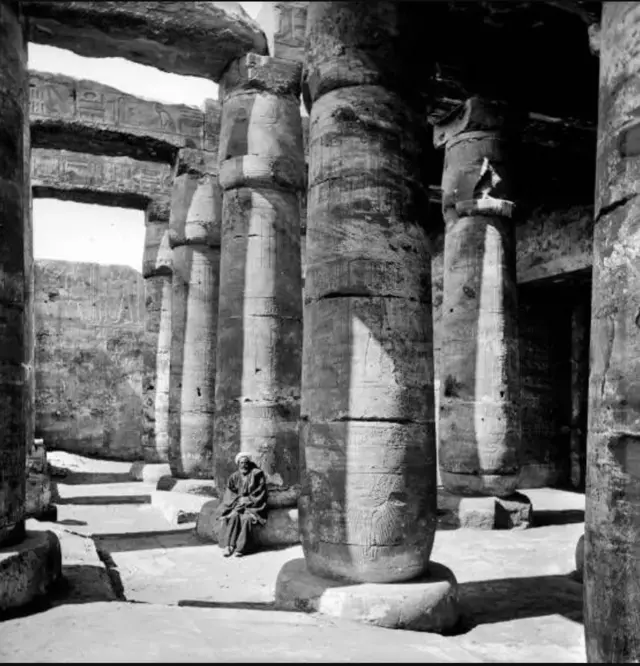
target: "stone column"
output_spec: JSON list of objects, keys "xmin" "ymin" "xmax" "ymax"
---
[
  {"xmin": 141, "ymin": 198, "xmax": 172, "ymax": 464},
  {"xmin": 213, "ymin": 54, "xmax": 304, "ymax": 508},
  {"xmin": 0, "ymin": 0, "xmax": 28, "ymax": 548},
  {"xmin": 167, "ymin": 149, "xmax": 221, "ymax": 480},
  {"xmin": 433, "ymin": 97, "xmax": 523, "ymax": 501},
  {"xmin": 569, "ymin": 299, "xmax": 589, "ymax": 491},
  {"xmin": 274, "ymin": 3, "xmax": 458, "ymax": 633},
  {"xmin": 585, "ymin": 3, "xmax": 640, "ymax": 661}
]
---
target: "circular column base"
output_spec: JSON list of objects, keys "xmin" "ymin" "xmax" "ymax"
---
[
  {"xmin": 438, "ymin": 489, "xmax": 533, "ymax": 530},
  {"xmin": 275, "ymin": 559, "xmax": 460, "ymax": 634},
  {"xmin": 0, "ymin": 530, "xmax": 62, "ymax": 615},
  {"xmin": 129, "ymin": 462, "xmax": 171, "ymax": 484}
]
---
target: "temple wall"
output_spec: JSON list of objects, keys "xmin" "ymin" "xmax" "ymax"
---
[{"xmin": 34, "ymin": 259, "xmax": 146, "ymax": 460}]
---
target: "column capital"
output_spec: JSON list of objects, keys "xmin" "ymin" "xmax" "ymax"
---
[
  {"xmin": 220, "ymin": 53, "xmax": 302, "ymax": 100},
  {"xmin": 433, "ymin": 96, "xmax": 513, "ymax": 150}
]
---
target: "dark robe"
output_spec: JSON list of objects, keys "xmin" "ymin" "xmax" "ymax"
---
[{"xmin": 217, "ymin": 464, "xmax": 268, "ymax": 554}]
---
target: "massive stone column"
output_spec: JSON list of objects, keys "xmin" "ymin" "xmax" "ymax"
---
[
  {"xmin": 0, "ymin": 0, "xmax": 61, "ymax": 613},
  {"xmin": 569, "ymin": 299, "xmax": 589, "ymax": 491},
  {"xmin": 167, "ymin": 149, "xmax": 221, "ymax": 480},
  {"xmin": 213, "ymin": 53, "xmax": 304, "ymax": 508},
  {"xmin": 433, "ymin": 97, "xmax": 523, "ymax": 500},
  {"xmin": 585, "ymin": 3, "xmax": 640, "ymax": 661},
  {"xmin": 275, "ymin": 3, "xmax": 458, "ymax": 633},
  {"xmin": 0, "ymin": 0, "xmax": 28, "ymax": 548},
  {"xmin": 141, "ymin": 198, "xmax": 172, "ymax": 464}
]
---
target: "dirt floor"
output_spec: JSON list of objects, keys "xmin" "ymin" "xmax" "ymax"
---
[{"xmin": 0, "ymin": 451, "xmax": 586, "ymax": 663}]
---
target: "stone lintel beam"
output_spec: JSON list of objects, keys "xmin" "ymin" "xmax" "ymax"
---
[
  {"xmin": 29, "ymin": 71, "xmax": 221, "ymax": 161},
  {"xmin": 23, "ymin": 1, "xmax": 268, "ymax": 82},
  {"xmin": 256, "ymin": 1, "xmax": 307, "ymax": 63},
  {"xmin": 31, "ymin": 148, "xmax": 172, "ymax": 210}
]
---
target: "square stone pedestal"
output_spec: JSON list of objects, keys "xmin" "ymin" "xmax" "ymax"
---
[
  {"xmin": 151, "ymin": 477, "xmax": 219, "ymax": 525},
  {"xmin": 196, "ymin": 500, "xmax": 300, "ymax": 547},
  {"xmin": 0, "ymin": 530, "xmax": 62, "ymax": 615},
  {"xmin": 129, "ymin": 462, "xmax": 171, "ymax": 484},
  {"xmin": 275, "ymin": 558, "xmax": 460, "ymax": 634},
  {"xmin": 438, "ymin": 489, "xmax": 533, "ymax": 529}
]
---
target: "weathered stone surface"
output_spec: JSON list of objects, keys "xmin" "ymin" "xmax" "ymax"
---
[
  {"xmin": 0, "ymin": 530, "xmax": 62, "ymax": 614},
  {"xmin": 32, "ymin": 148, "xmax": 172, "ymax": 209},
  {"xmin": 155, "ymin": 476, "xmax": 218, "ymax": 496},
  {"xmin": 213, "ymin": 55, "xmax": 304, "ymax": 503},
  {"xmin": 301, "ymin": 2, "xmax": 436, "ymax": 585},
  {"xmin": 0, "ymin": 0, "xmax": 28, "ymax": 547},
  {"xmin": 434, "ymin": 97, "xmax": 521, "ymax": 498},
  {"xmin": 256, "ymin": 1, "xmax": 307, "ymax": 63},
  {"xmin": 585, "ymin": 4, "xmax": 640, "ymax": 662},
  {"xmin": 151, "ymin": 490, "xmax": 213, "ymax": 526},
  {"xmin": 143, "ymin": 207, "xmax": 172, "ymax": 279},
  {"xmin": 575, "ymin": 533, "xmax": 584, "ymax": 583},
  {"xmin": 438, "ymin": 490, "xmax": 533, "ymax": 530},
  {"xmin": 129, "ymin": 461, "xmax": 171, "ymax": 483},
  {"xmin": 569, "ymin": 300, "xmax": 589, "ymax": 491},
  {"xmin": 168, "ymin": 159, "xmax": 221, "ymax": 480},
  {"xmin": 142, "ymin": 274, "xmax": 172, "ymax": 463},
  {"xmin": 275, "ymin": 558, "xmax": 459, "ymax": 634},
  {"xmin": 29, "ymin": 71, "xmax": 221, "ymax": 160},
  {"xmin": 25, "ymin": 439, "xmax": 54, "ymax": 519},
  {"xmin": 196, "ymin": 500, "xmax": 300, "ymax": 547},
  {"xmin": 24, "ymin": 2, "xmax": 268, "ymax": 82},
  {"xmin": 35, "ymin": 260, "xmax": 146, "ymax": 460}
]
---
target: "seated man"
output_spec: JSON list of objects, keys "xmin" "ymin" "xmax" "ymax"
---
[{"xmin": 217, "ymin": 452, "xmax": 268, "ymax": 558}]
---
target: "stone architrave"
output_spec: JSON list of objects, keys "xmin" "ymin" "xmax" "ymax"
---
[
  {"xmin": 299, "ymin": 1, "xmax": 437, "ymax": 585},
  {"xmin": 168, "ymin": 149, "xmax": 221, "ymax": 479},
  {"xmin": 433, "ymin": 97, "xmax": 522, "ymax": 499},
  {"xmin": 142, "ymin": 198, "xmax": 172, "ymax": 463},
  {"xmin": 584, "ymin": 3, "xmax": 640, "ymax": 662},
  {"xmin": 213, "ymin": 53, "xmax": 304, "ymax": 506},
  {"xmin": 0, "ymin": 0, "xmax": 28, "ymax": 548}
]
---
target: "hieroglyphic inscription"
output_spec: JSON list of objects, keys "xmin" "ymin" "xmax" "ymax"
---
[
  {"xmin": 29, "ymin": 72, "xmax": 219, "ymax": 152},
  {"xmin": 32, "ymin": 149, "xmax": 172, "ymax": 199}
]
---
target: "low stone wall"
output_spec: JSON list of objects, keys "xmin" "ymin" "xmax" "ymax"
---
[{"xmin": 35, "ymin": 259, "xmax": 147, "ymax": 460}]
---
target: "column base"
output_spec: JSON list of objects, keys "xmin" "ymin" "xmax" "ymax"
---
[
  {"xmin": 275, "ymin": 559, "xmax": 460, "ymax": 634},
  {"xmin": 574, "ymin": 534, "xmax": 584, "ymax": 583},
  {"xmin": 196, "ymin": 500, "xmax": 300, "ymax": 548},
  {"xmin": 129, "ymin": 462, "xmax": 171, "ymax": 483},
  {"xmin": 438, "ymin": 489, "xmax": 533, "ymax": 529},
  {"xmin": 0, "ymin": 530, "xmax": 62, "ymax": 615}
]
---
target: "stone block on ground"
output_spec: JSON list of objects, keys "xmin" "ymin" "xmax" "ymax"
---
[
  {"xmin": 155, "ymin": 476, "xmax": 218, "ymax": 496},
  {"xmin": 0, "ymin": 530, "xmax": 62, "ymax": 615},
  {"xmin": 438, "ymin": 489, "xmax": 533, "ymax": 529},
  {"xmin": 151, "ymin": 490, "xmax": 213, "ymax": 525},
  {"xmin": 574, "ymin": 534, "xmax": 584, "ymax": 583},
  {"xmin": 129, "ymin": 462, "xmax": 171, "ymax": 483},
  {"xmin": 25, "ymin": 438, "xmax": 56, "ymax": 520},
  {"xmin": 196, "ymin": 501, "xmax": 299, "ymax": 547},
  {"xmin": 275, "ymin": 558, "xmax": 459, "ymax": 634}
]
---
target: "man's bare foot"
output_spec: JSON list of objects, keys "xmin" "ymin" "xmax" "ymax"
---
[
  {"xmin": 234, "ymin": 551, "xmax": 244, "ymax": 558},
  {"xmin": 223, "ymin": 547, "xmax": 234, "ymax": 557}
]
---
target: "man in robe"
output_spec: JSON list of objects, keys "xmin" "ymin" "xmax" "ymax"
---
[{"xmin": 217, "ymin": 452, "xmax": 268, "ymax": 557}]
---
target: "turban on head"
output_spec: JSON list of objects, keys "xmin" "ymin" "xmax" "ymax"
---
[{"xmin": 235, "ymin": 451, "xmax": 253, "ymax": 465}]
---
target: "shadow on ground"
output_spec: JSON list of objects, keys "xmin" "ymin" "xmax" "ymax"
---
[
  {"xmin": 178, "ymin": 600, "xmax": 280, "ymax": 611},
  {"xmin": 94, "ymin": 529, "xmax": 204, "ymax": 552},
  {"xmin": 533, "ymin": 509, "xmax": 584, "ymax": 526},
  {"xmin": 458, "ymin": 574, "xmax": 583, "ymax": 628},
  {"xmin": 50, "ymin": 469, "xmax": 133, "ymax": 485},
  {"xmin": 55, "ymin": 495, "xmax": 151, "ymax": 506}
]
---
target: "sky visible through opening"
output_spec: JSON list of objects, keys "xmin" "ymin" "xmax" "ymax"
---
[{"xmin": 30, "ymin": 1, "xmax": 264, "ymax": 273}]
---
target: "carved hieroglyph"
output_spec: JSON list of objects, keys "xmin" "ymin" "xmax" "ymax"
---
[
  {"xmin": 168, "ymin": 149, "xmax": 221, "ymax": 479},
  {"xmin": 300, "ymin": 2, "xmax": 437, "ymax": 584},
  {"xmin": 29, "ymin": 71, "xmax": 220, "ymax": 156},
  {"xmin": 0, "ymin": 0, "xmax": 28, "ymax": 547},
  {"xmin": 213, "ymin": 54, "xmax": 304, "ymax": 503},
  {"xmin": 433, "ymin": 96, "xmax": 521, "ymax": 499},
  {"xmin": 32, "ymin": 148, "xmax": 172, "ymax": 201},
  {"xmin": 585, "ymin": 3, "xmax": 640, "ymax": 662}
]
